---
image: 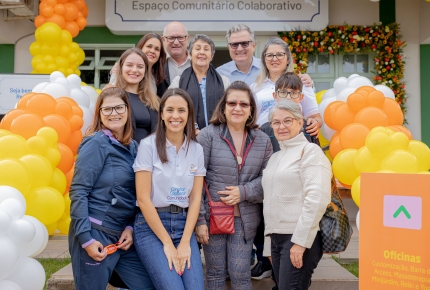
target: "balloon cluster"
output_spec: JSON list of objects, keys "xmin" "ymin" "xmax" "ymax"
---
[
  {"xmin": 35, "ymin": 0, "xmax": 88, "ymax": 38},
  {"xmin": 30, "ymin": 23, "xmax": 85, "ymax": 76},
  {"xmin": 0, "ymin": 187, "xmax": 48, "ymax": 290}
]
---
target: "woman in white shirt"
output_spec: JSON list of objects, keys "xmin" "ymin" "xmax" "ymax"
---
[
  {"xmin": 132, "ymin": 88, "xmax": 205, "ymax": 289},
  {"xmin": 262, "ymin": 100, "xmax": 331, "ymax": 290}
]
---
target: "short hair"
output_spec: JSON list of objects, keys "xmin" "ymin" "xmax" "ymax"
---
[
  {"xmin": 275, "ymin": 72, "xmax": 303, "ymax": 91},
  {"xmin": 268, "ymin": 100, "xmax": 304, "ymax": 123},
  {"xmin": 155, "ymin": 88, "xmax": 196, "ymax": 163},
  {"xmin": 136, "ymin": 33, "xmax": 166, "ymax": 86},
  {"xmin": 226, "ymin": 24, "xmax": 255, "ymax": 43},
  {"xmin": 86, "ymin": 87, "xmax": 133, "ymax": 145},
  {"xmin": 210, "ymin": 81, "xmax": 258, "ymax": 129},
  {"xmin": 255, "ymin": 37, "xmax": 293, "ymax": 89},
  {"xmin": 188, "ymin": 34, "xmax": 215, "ymax": 57},
  {"xmin": 163, "ymin": 21, "xmax": 188, "ymax": 36}
]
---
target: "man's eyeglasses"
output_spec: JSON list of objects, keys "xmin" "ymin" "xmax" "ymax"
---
[
  {"xmin": 228, "ymin": 41, "xmax": 252, "ymax": 50},
  {"xmin": 164, "ymin": 35, "xmax": 188, "ymax": 43},
  {"xmin": 100, "ymin": 104, "xmax": 127, "ymax": 116},
  {"xmin": 270, "ymin": 117, "xmax": 296, "ymax": 128},
  {"xmin": 226, "ymin": 101, "xmax": 250, "ymax": 109},
  {"xmin": 276, "ymin": 90, "xmax": 302, "ymax": 99},
  {"xmin": 264, "ymin": 52, "xmax": 287, "ymax": 61}
]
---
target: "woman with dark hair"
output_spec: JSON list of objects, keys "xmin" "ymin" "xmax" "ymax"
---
[
  {"xmin": 133, "ymin": 88, "xmax": 205, "ymax": 289},
  {"xmin": 69, "ymin": 87, "xmax": 154, "ymax": 290},
  {"xmin": 195, "ymin": 81, "xmax": 273, "ymax": 289}
]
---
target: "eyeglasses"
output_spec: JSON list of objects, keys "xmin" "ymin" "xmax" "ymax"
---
[
  {"xmin": 226, "ymin": 101, "xmax": 251, "ymax": 109},
  {"xmin": 264, "ymin": 52, "xmax": 287, "ymax": 61},
  {"xmin": 100, "ymin": 104, "xmax": 127, "ymax": 116},
  {"xmin": 276, "ymin": 90, "xmax": 302, "ymax": 99},
  {"xmin": 164, "ymin": 35, "xmax": 188, "ymax": 43},
  {"xmin": 270, "ymin": 117, "xmax": 296, "ymax": 128},
  {"xmin": 229, "ymin": 41, "xmax": 252, "ymax": 49}
]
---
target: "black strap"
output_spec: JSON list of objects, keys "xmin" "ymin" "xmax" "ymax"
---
[{"xmin": 91, "ymin": 222, "xmax": 123, "ymax": 237}]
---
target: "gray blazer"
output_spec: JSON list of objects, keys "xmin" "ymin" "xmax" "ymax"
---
[{"xmin": 196, "ymin": 124, "xmax": 273, "ymax": 241}]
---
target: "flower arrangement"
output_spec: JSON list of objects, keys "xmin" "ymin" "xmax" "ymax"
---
[{"xmin": 278, "ymin": 23, "xmax": 407, "ymax": 113}]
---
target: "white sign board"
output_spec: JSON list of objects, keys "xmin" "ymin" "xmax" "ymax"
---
[
  {"xmin": 106, "ymin": 0, "xmax": 328, "ymax": 34},
  {"xmin": 0, "ymin": 74, "xmax": 50, "ymax": 115}
]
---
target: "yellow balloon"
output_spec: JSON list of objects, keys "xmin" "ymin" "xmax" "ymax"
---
[
  {"xmin": 315, "ymin": 90, "xmax": 327, "ymax": 105},
  {"xmin": 60, "ymin": 30, "xmax": 72, "ymax": 46},
  {"xmin": 39, "ymin": 22, "xmax": 62, "ymax": 44},
  {"xmin": 318, "ymin": 131, "xmax": 330, "ymax": 149},
  {"xmin": 351, "ymin": 177, "xmax": 360, "ymax": 208},
  {"xmin": 376, "ymin": 170, "xmax": 396, "ymax": 173},
  {"xmin": 62, "ymin": 193, "xmax": 71, "ymax": 218},
  {"xmin": 0, "ymin": 129, "xmax": 11, "ymax": 138},
  {"xmin": 45, "ymin": 222, "xmax": 57, "ymax": 236},
  {"xmin": 26, "ymin": 136, "xmax": 48, "ymax": 155},
  {"xmin": 26, "ymin": 186, "xmax": 65, "ymax": 225},
  {"xmin": 44, "ymin": 147, "xmax": 61, "ymax": 167},
  {"xmin": 57, "ymin": 217, "xmax": 71, "ymax": 235},
  {"xmin": 37, "ymin": 127, "xmax": 58, "ymax": 147},
  {"xmin": 51, "ymin": 168, "xmax": 67, "ymax": 195},
  {"xmin": 20, "ymin": 154, "xmax": 54, "ymax": 189},
  {"xmin": 0, "ymin": 158, "xmax": 32, "ymax": 196},
  {"xmin": 407, "ymin": 140, "xmax": 430, "ymax": 172},
  {"xmin": 96, "ymin": 89, "xmax": 102, "ymax": 95},
  {"xmin": 29, "ymin": 42, "xmax": 41, "ymax": 56},
  {"xmin": 354, "ymin": 147, "xmax": 381, "ymax": 173},
  {"xmin": 418, "ymin": 171, "xmax": 430, "ymax": 174},
  {"xmin": 365, "ymin": 132, "xmax": 392, "ymax": 159},
  {"xmin": 55, "ymin": 56, "xmax": 69, "ymax": 69},
  {"xmin": 390, "ymin": 132, "xmax": 409, "ymax": 150},
  {"xmin": 59, "ymin": 45, "xmax": 71, "ymax": 58},
  {"xmin": 368, "ymin": 126, "xmax": 391, "ymax": 136},
  {"xmin": 332, "ymin": 149, "xmax": 360, "ymax": 185},
  {"xmin": 0, "ymin": 135, "xmax": 27, "ymax": 159},
  {"xmin": 324, "ymin": 150, "xmax": 333, "ymax": 163},
  {"xmin": 380, "ymin": 150, "xmax": 419, "ymax": 173}
]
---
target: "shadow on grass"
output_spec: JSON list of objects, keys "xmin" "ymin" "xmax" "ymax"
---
[
  {"xmin": 37, "ymin": 257, "xmax": 71, "ymax": 290},
  {"xmin": 332, "ymin": 256, "xmax": 359, "ymax": 277}
]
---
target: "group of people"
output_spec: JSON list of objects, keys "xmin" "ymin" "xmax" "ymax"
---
[{"xmin": 69, "ymin": 21, "xmax": 332, "ymax": 290}]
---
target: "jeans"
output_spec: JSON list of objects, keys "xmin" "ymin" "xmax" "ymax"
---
[
  {"xmin": 203, "ymin": 217, "xmax": 253, "ymax": 290},
  {"xmin": 133, "ymin": 211, "xmax": 204, "ymax": 290},
  {"xmin": 271, "ymin": 232, "xmax": 323, "ymax": 290}
]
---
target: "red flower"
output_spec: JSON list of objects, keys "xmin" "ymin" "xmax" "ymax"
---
[
  {"xmin": 339, "ymin": 26, "xmax": 344, "ymax": 30},
  {"xmin": 365, "ymin": 28, "xmax": 370, "ymax": 32},
  {"xmin": 352, "ymin": 31, "xmax": 358, "ymax": 35},
  {"xmin": 314, "ymin": 41, "xmax": 319, "ymax": 47},
  {"xmin": 384, "ymin": 58, "xmax": 389, "ymax": 62},
  {"xmin": 327, "ymin": 31, "xmax": 332, "ymax": 37},
  {"xmin": 375, "ymin": 58, "xmax": 380, "ymax": 62},
  {"xmin": 361, "ymin": 42, "xmax": 366, "ymax": 47},
  {"xmin": 386, "ymin": 65, "xmax": 391, "ymax": 70},
  {"xmin": 350, "ymin": 38, "xmax": 355, "ymax": 43},
  {"xmin": 296, "ymin": 48, "xmax": 301, "ymax": 53},
  {"xmin": 297, "ymin": 35, "xmax": 302, "ymax": 40},
  {"xmin": 303, "ymin": 48, "xmax": 307, "ymax": 52},
  {"xmin": 371, "ymin": 44, "xmax": 377, "ymax": 50}
]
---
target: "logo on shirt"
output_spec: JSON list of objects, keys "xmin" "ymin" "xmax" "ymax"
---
[
  {"xmin": 168, "ymin": 187, "xmax": 187, "ymax": 202},
  {"xmin": 188, "ymin": 164, "xmax": 197, "ymax": 176},
  {"xmin": 261, "ymin": 100, "xmax": 276, "ymax": 113},
  {"xmin": 170, "ymin": 187, "xmax": 186, "ymax": 196}
]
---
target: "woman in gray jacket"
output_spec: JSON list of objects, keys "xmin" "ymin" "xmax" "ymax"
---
[{"xmin": 195, "ymin": 81, "xmax": 273, "ymax": 289}]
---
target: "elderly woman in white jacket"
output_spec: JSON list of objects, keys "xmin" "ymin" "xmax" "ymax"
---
[{"xmin": 262, "ymin": 100, "xmax": 331, "ymax": 290}]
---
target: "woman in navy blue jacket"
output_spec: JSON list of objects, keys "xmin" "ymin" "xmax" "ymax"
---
[{"xmin": 69, "ymin": 87, "xmax": 154, "ymax": 290}]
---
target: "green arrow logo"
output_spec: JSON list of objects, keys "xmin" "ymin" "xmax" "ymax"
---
[{"xmin": 393, "ymin": 205, "xmax": 411, "ymax": 219}]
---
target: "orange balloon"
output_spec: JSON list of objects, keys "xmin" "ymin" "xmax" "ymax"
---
[
  {"xmin": 46, "ymin": 13, "xmax": 66, "ymax": 29},
  {"xmin": 65, "ymin": 164, "xmax": 74, "ymax": 193},
  {"xmin": 41, "ymin": 5, "xmax": 54, "ymax": 17},
  {"xmin": 387, "ymin": 125, "xmax": 412, "ymax": 140},
  {"xmin": 57, "ymin": 143, "xmax": 74, "ymax": 174},
  {"xmin": 54, "ymin": 3, "xmax": 66, "ymax": 14},
  {"xmin": 57, "ymin": 0, "xmax": 68, "ymax": 4},
  {"xmin": 324, "ymin": 101, "xmax": 343, "ymax": 130},
  {"xmin": 338, "ymin": 181, "xmax": 352, "ymax": 189},
  {"xmin": 34, "ymin": 15, "xmax": 46, "ymax": 28},
  {"xmin": 332, "ymin": 131, "xmax": 340, "ymax": 141},
  {"xmin": 76, "ymin": 17, "xmax": 87, "ymax": 30},
  {"xmin": 346, "ymin": 93, "xmax": 366, "ymax": 112},
  {"xmin": 45, "ymin": 0, "xmax": 58, "ymax": 7},
  {"xmin": 43, "ymin": 114, "xmax": 72, "ymax": 144},
  {"xmin": 64, "ymin": 3, "xmax": 79, "ymax": 21},
  {"xmin": 367, "ymin": 91, "xmax": 385, "ymax": 108},
  {"xmin": 72, "ymin": 0, "xmax": 85, "ymax": 11},
  {"xmin": 55, "ymin": 102, "xmax": 73, "ymax": 119},
  {"xmin": 25, "ymin": 93, "xmax": 57, "ymax": 117},
  {"xmin": 57, "ymin": 97, "xmax": 79, "ymax": 107},
  {"xmin": 339, "ymin": 123, "xmax": 370, "ymax": 150},
  {"xmin": 82, "ymin": 5, "xmax": 88, "ymax": 18},
  {"xmin": 65, "ymin": 130, "xmax": 82, "ymax": 155},
  {"xmin": 16, "ymin": 93, "xmax": 36, "ymax": 109},
  {"xmin": 354, "ymin": 107, "xmax": 388, "ymax": 130},
  {"xmin": 0, "ymin": 109, "xmax": 28, "ymax": 130},
  {"xmin": 68, "ymin": 115, "xmax": 84, "ymax": 132},
  {"xmin": 72, "ymin": 106, "xmax": 83, "ymax": 117},
  {"xmin": 64, "ymin": 21, "xmax": 79, "ymax": 37},
  {"xmin": 10, "ymin": 113, "xmax": 45, "ymax": 139},
  {"xmin": 355, "ymin": 86, "xmax": 375, "ymax": 93},
  {"xmin": 332, "ymin": 104, "xmax": 356, "ymax": 132},
  {"xmin": 381, "ymin": 98, "xmax": 403, "ymax": 125},
  {"xmin": 329, "ymin": 135, "xmax": 343, "ymax": 159}
]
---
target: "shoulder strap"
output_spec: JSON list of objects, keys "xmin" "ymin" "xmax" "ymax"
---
[
  {"xmin": 203, "ymin": 180, "xmax": 213, "ymax": 203},
  {"xmin": 300, "ymin": 143, "xmax": 310, "ymax": 159}
]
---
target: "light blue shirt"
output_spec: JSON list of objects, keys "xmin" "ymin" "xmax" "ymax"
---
[
  {"xmin": 200, "ymin": 77, "xmax": 208, "ymax": 127},
  {"xmin": 216, "ymin": 56, "xmax": 261, "ymax": 87}
]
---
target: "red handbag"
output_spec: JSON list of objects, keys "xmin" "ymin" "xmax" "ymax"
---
[{"xmin": 204, "ymin": 181, "xmax": 235, "ymax": 235}]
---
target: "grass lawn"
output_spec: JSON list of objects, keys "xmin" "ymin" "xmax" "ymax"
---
[
  {"xmin": 37, "ymin": 258, "xmax": 71, "ymax": 290},
  {"xmin": 332, "ymin": 256, "xmax": 359, "ymax": 277}
]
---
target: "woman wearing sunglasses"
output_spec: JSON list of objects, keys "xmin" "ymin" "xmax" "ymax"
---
[
  {"xmin": 195, "ymin": 81, "xmax": 273, "ymax": 289},
  {"xmin": 69, "ymin": 87, "xmax": 155, "ymax": 290}
]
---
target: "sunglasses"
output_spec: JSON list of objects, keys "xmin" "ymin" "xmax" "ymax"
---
[
  {"xmin": 226, "ymin": 101, "xmax": 250, "ymax": 109},
  {"xmin": 228, "ymin": 41, "xmax": 252, "ymax": 49}
]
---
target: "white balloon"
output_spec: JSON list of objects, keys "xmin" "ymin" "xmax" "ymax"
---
[
  {"xmin": 89, "ymin": 102, "xmax": 96, "ymax": 115},
  {"xmin": 67, "ymin": 74, "xmax": 82, "ymax": 89},
  {"xmin": 356, "ymin": 210, "xmax": 360, "ymax": 231},
  {"xmin": 0, "ymin": 199, "xmax": 25, "ymax": 221},
  {"xmin": 0, "ymin": 280, "xmax": 22, "ymax": 290},
  {"xmin": 31, "ymin": 82, "xmax": 49, "ymax": 93},
  {"xmin": 318, "ymin": 97, "xmax": 336, "ymax": 121},
  {"xmin": 49, "ymin": 71, "xmax": 65, "ymax": 83},
  {"xmin": 345, "ymin": 76, "xmax": 373, "ymax": 89},
  {"xmin": 333, "ymin": 77, "xmax": 348, "ymax": 93},
  {"xmin": 0, "ymin": 186, "xmax": 26, "ymax": 209},
  {"xmin": 80, "ymin": 86, "xmax": 99, "ymax": 104},
  {"xmin": 0, "ymin": 210, "xmax": 13, "ymax": 235},
  {"xmin": 7, "ymin": 219, "xmax": 36, "ymax": 244},
  {"xmin": 322, "ymin": 124, "xmax": 337, "ymax": 141},
  {"xmin": 374, "ymin": 84, "xmax": 395, "ymax": 100},
  {"xmin": 71, "ymin": 88, "xmax": 90, "ymax": 108},
  {"xmin": 41, "ymin": 82, "xmax": 71, "ymax": 99},
  {"xmin": 321, "ymin": 88, "xmax": 337, "ymax": 100},
  {"xmin": 54, "ymin": 77, "xmax": 70, "ymax": 88},
  {"xmin": 6, "ymin": 257, "xmax": 45, "ymax": 290},
  {"xmin": 17, "ymin": 216, "xmax": 49, "ymax": 258},
  {"xmin": 80, "ymin": 105, "xmax": 94, "ymax": 135},
  {"xmin": 348, "ymin": 73, "xmax": 360, "ymax": 79},
  {"xmin": 336, "ymin": 87, "xmax": 357, "ymax": 102},
  {"xmin": 0, "ymin": 236, "xmax": 19, "ymax": 280}
]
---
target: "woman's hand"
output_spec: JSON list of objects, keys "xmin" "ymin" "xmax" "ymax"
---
[
  {"xmin": 195, "ymin": 224, "xmax": 209, "ymax": 245},
  {"xmin": 219, "ymin": 186, "xmax": 241, "ymax": 205},
  {"xmin": 111, "ymin": 62, "xmax": 118, "ymax": 76},
  {"xmin": 298, "ymin": 73, "xmax": 313, "ymax": 87},
  {"xmin": 177, "ymin": 241, "xmax": 191, "ymax": 274},
  {"xmin": 164, "ymin": 242, "xmax": 180, "ymax": 274},
  {"xmin": 84, "ymin": 240, "xmax": 107, "ymax": 262},
  {"xmin": 116, "ymin": 228, "xmax": 133, "ymax": 251},
  {"xmin": 290, "ymin": 243, "xmax": 306, "ymax": 269}
]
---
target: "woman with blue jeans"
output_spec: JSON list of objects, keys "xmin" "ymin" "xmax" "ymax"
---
[{"xmin": 133, "ymin": 88, "xmax": 205, "ymax": 289}]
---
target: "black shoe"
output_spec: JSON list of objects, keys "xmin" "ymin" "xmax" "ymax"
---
[
  {"xmin": 272, "ymin": 286, "xmax": 278, "ymax": 290},
  {"xmin": 251, "ymin": 261, "xmax": 272, "ymax": 280},
  {"xmin": 250, "ymin": 248, "xmax": 256, "ymax": 266}
]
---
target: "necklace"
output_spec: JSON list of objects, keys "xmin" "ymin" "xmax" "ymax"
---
[{"xmin": 236, "ymin": 130, "xmax": 247, "ymax": 166}]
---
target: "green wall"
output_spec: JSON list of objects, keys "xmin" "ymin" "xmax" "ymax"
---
[
  {"xmin": 74, "ymin": 27, "xmax": 142, "ymax": 44},
  {"xmin": 0, "ymin": 44, "xmax": 14, "ymax": 73},
  {"xmin": 420, "ymin": 45, "xmax": 430, "ymax": 146}
]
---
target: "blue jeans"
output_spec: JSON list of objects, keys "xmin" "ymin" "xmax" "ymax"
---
[
  {"xmin": 203, "ymin": 217, "xmax": 253, "ymax": 290},
  {"xmin": 133, "ymin": 211, "xmax": 204, "ymax": 290}
]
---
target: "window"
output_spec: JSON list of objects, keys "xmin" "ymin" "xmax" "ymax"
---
[{"xmin": 79, "ymin": 44, "xmax": 134, "ymax": 89}]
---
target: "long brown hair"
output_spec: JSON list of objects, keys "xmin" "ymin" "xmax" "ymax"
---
[
  {"xmin": 137, "ymin": 33, "xmax": 166, "ymax": 86},
  {"xmin": 155, "ymin": 88, "xmax": 196, "ymax": 163},
  {"xmin": 115, "ymin": 48, "xmax": 159, "ymax": 111},
  {"xmin": 86, "ymin": 87, "xmax": 133, "ymax": 145},
  {"xmin": 210, "ymin": 81, "xmax": 259, "ymax": 129}
]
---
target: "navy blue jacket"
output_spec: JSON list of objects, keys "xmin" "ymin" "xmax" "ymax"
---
[{"xmin": 70, "ymin": 130, "xmax": 138, "ymax": 246}]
